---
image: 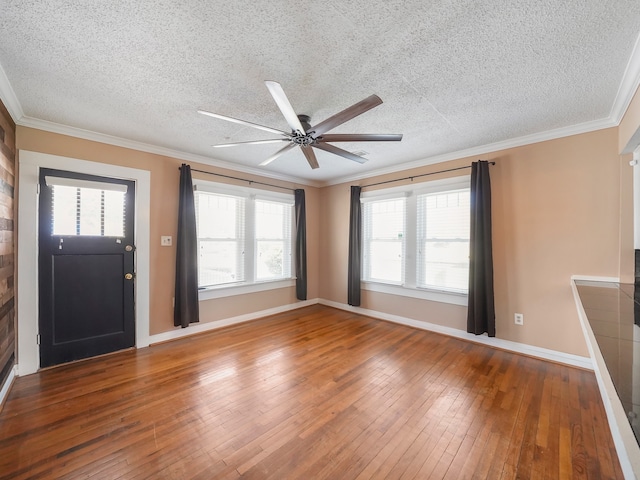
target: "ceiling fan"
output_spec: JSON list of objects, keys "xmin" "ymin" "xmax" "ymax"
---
[{"xmin": 198, "ymin": 81, "xmax": 403, "ymax": 169}]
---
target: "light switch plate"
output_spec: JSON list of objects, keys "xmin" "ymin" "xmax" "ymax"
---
[{"xmin": 161, "ymin": 236, "xmax": 172, "ymax": 247}]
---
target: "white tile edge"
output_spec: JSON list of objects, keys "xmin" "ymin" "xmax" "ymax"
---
[
  {"xmin": 571, "ymin": 278, "xmax": 638, "ymax": 480},
  {"xmin": 318, "ymin": 299, "xmax": 593, "ymax": 370},
  {"xmin": 148, "ymin": 299, "xmax": 320, "ymax": 345},
  {"xmin": 571, "ymin": 274, "xmax": 621, "ymax": 283}
]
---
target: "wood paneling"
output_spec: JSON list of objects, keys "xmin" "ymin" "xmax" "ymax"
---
[
  {"xmin": 0, "ymin": 305, "xmax": 623, "ymax": 479},
  {"xmin": 0, "ymin": 99, "xmax": 14, "ymax": 397}
]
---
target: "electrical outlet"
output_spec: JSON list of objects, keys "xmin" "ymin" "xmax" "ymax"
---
[
  {"xmin": 161, "ymin": 236, "xmax": 172, "ymax": 247},
  {"xmin": 514, "ymin": 313, "xmax": 524, "ymax": 325}
]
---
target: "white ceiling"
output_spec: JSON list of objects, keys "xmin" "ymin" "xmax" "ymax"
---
[{"xmin": 1, "ymin": 1, "xmax": 640, "ymax": 185}]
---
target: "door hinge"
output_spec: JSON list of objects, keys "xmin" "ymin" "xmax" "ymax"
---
[
  {"xmin": 36, "ymin": 333, "xmax": 41, "ymax": 345},
  {"xmin": 36, "ymin": 183, "xmax": 40, "ymax": 195}
]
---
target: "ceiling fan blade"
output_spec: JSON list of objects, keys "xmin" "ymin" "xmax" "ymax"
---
[
  {"xmin": 313, "ymin": 143, "xmax": 368, "ymax": 164},
  {"xmin": 259, "ymin": 143, "xmax": 296, "ymax": 166},
  {"xmin": 311, "ymin": 95, "xmax": 383, "ymax": 136},
  {"xmin": 213, "ymin": 138, "xmax": 289, "ymax": 148},
  {"xmin": 318, "ymin": 133, "xmax": 403, "ymax": 142},
  {"xmin": 198, "ymin": 109, "xmax": 288, "ymax": 135},
  {"xmin": 301, "ymin": 146, "xmax": 319, "ymax": 169},
  {"xmin": 265, "ymin": 81, "xmax": 306, "ymax": 134}
]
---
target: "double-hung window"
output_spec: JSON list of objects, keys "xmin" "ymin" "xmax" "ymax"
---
[
  {"xmin": 194, "ymin": 181, "xmax": 294, "ymax": 294},
  {"xmin": 361, "ymin": 176, "xmax": 470, "ymax": 304},
  {"xmin": 362, "ymin": 197, "xmax": 406, "ymax": 284}
]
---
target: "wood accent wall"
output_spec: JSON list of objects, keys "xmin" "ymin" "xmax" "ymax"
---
[{"xmin": 0, "ymin": 100, "xmax": 15, "ymax": 391}]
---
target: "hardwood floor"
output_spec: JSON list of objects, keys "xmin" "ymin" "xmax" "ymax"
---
[{"xmin": 0, "ymin": 305, "xmax": 623, "ymax": 479}]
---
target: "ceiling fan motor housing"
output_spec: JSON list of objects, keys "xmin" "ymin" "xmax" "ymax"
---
[{"xmin": 292, "ymin": 114, "xmax": 315, "ymax": 146}]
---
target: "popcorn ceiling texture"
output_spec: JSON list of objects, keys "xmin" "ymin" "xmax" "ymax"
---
[{"xmin": 0, "ymin": 0, "xmax": 639, "ymax": 182}]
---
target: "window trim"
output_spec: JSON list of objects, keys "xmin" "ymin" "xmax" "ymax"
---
[
  {"xmin": 193, "ymin": 180, "xmax": 295, "ymax": 299},
  {"xmin": 361, "ymin": 175, "xmax": 471, "ymax": 306}
]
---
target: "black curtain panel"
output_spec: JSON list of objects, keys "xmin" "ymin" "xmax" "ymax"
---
[
  {"xmin": 467, "ymin": 160, "xmax": 495, "ymax": 336},
  {"xmin": 348, "ymin": 186, "xmax": 362, "ymax": 306},
  {"xmin": 174, "ymin": 164, "xmax": 200, "ymax": 328},
  {"xmin": 294, "ymin": 189, "xmax": 307, "ymax": 301}
]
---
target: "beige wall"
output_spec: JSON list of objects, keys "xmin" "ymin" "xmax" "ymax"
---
[
  {"xmin": 16, "ymin": 127, "xmax": 320, "ymax": 335},
  {"xmin": 320, "ymin": 128, "xmax": 622, "ymax": 356},
  {"xmin": 13, "ymin": 120, "xmax": 632, "ymax": 357}
]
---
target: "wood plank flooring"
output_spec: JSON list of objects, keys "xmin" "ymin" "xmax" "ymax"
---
[{"xmin": 0, "ymin": 305, "xmax": 623, "ymax": 479}]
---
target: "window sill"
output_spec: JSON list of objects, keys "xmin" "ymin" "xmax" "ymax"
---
[
  {"xmin": 198, "ymin": 279, "xmax": 296, "ymax": 301},
  {"xmin": 362, "ymin": 281, "xmax": 468, "ymax": 306}
]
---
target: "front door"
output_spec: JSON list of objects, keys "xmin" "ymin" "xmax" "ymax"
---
[{"xmin": 38, "ymin": 168, "xmax": 136, "ymax": 368}]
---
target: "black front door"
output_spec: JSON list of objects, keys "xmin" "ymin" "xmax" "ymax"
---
[{"xmin": 38, "ymin": 168, "xmax": 136, "ymax": 368}]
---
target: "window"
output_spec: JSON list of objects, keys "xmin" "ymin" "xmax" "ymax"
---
[
  {"xmin": 255, "ymin": 199, "xmax": 292, "ymax": 281},
  {"xmin": 362, "ymin": 197, "xmax": 406, "ymax": 283},
  {"xmin": 45, "ymin": 176, "xmax": 128, "ymax": 237},
  {"xmin": 194, "ymin": 182, "xmax": 294, "ymax": 290},
  {"xmin": 417, "ymin": 189, "xmax": 470, "ymax": 292},
  {"xmin": 362, "ymin": 176, "xmax": 470, "ymax": 301},
  {"xmin": 195, "ymin": 192, "xmax": 245, "ymax": 286}
]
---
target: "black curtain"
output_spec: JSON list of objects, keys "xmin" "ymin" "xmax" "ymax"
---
[
  {"xmin": 294, "ymin": 189, "xmax": 307, "ymax": 301},
  {"xmin": 348, "ymin": 186, "xmax": 362, "ymax": 306},
  {"xmin": 174, "ymin": 164, "xmax": 199, "ymax": 328},
  {"xmin": 467, "ymin": 160, "xmax": 495, "ymax": 336}
]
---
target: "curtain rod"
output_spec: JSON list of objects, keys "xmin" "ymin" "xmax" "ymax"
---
[
  {"xmin": 360, "ymin": 161, "xmax": 496, "ymax": 189},
  {"xmin": 180, "ymin": 167, "xmax": 296, "ymax": 192}
]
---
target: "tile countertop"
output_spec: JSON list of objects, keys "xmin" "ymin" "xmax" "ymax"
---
[{"xmin": 575, "ymin": 280, "xmax": 640, "ymax": 445}]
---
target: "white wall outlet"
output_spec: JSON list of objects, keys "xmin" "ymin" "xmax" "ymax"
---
[
  {"xmin": 161, "ymin": 236, "xmax": 173, "ymax": 247},
  {"xmin": 514, "ymin": 313, "xmax": 524, "ymax": 325}
]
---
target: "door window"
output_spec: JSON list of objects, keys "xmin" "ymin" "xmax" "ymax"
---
[{"xmin": 45, "ymin": 176, "xmax": 128, "ymax": 237}]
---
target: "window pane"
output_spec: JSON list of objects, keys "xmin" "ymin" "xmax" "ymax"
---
[
  {"xmin": 256, "ymin": 201, "xmax": 285, "ymax": 239},
  {"xmin": 51, "ymin": 185, "xmax": 78, "ymax": 235},
  {"xmin": 255, "ymin": 200, "xmax": 291, "ymax": 281},
  {"xmin": 370, "ymin": 240, "xmax": 403, "ymax": 282},
  {"xmin": 51, "ymin": 185, "xmax": 126, "ymax": 237},
  {"xmin": 418, "ymin": 189, "xmax": 470, "ymax": 292},
  {"xmin": 257, "ymin": 240, "xmax": 285, "ymax": 280},
  {"xmin": 198, "ymin": 240, "xmax": 242, "ymax": 286},
  {"xmin": 371, "ymin": 199, "xmax": 404, "ymax": 239},
  {"xmin": 363, "ymin": 197, "xmax": 405, "ymax": 284},
  {"xmin": 103, "ymin": 190, "xmax": 125, "ymax": 237},
  {"xmin": 197, "ymin": 194, "xmax": 242, "ymax": 239},
  {"xmin": 78, "ymin": 188, "xmax": 102, "ymax": 235},
  {"xmin": 195, "ymin": 191, "xmax": 246, "ymax": 287},
  {"xmin": 421, "ymin": 241, "xmax": 469, "ymax": 290}
]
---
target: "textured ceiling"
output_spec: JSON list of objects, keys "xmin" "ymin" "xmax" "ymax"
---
[{"xmin": 1, "ymin": 1, "xmax": 640, "ymax": 185}]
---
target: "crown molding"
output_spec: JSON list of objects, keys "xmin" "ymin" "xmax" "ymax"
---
[
  {"xmin": 0, "ymin": 62, "xmax": 24, "ymax": 122},
  {"xmin": 321, "ymin": 116, "xmax": 618, "ymax": 187},
  {"xmin": 17, "ymin": 116, "xmax": 321, "ymax": 188},
  {"xmin": 610, "ymin": 31, "xmax": 640, "ymax": 124}
]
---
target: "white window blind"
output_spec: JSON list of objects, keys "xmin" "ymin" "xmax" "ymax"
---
[
  {"xmin": 417, "ymin": 189, "xmax": 470, "ymax": 292},
  {"xmin": 255, "ymin": 199, "xmax": 292, "ymax": 281},
  {"xmin": 361, "ymin": 176, "xmax": 471, "ymax": 298},
  {"xmin": 362, "ymin": 197, "xmax": 406, "ymax": 284},
  {"xmin": 195, "ymin": 192, "xmax": 246, "ymax": 287},
  {"xmin": 194, "ymin": 182, "xmax": 294, "ymax": 289},
  {"xmin": 50, "ymin": 184, "xmax": 126, "ymax": 237}
]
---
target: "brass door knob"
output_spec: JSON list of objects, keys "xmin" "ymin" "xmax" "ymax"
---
[{"xmin": 124, "ymin": 273, "xmax": 134, "ymax": 280}]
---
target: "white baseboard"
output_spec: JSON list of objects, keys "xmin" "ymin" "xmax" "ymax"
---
[
  {"xmin": 148, "ymin": 298, "xmax": 320, "ymax": 345},
  {"xmin": 0, "ymin": 365, "xmax": 17, "ymax": 408},
  {"xmin": 319, "ymin": 299, "xmax": 593, "ymax": 370}
]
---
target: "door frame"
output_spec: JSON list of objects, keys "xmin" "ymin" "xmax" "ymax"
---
[{"xmin": 18, "ymin": 150, "xmax": 151, "ymax": 375}]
